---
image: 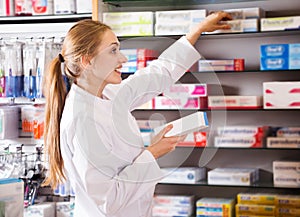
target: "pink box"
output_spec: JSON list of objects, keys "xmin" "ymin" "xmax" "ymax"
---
[
  {"xmin": 263, "ymin": 82, "xmax": 300, "ymax": 109},
  {"xmin": 153, "ymin": 96, "xmax": 207, "ymax": 109},
  {"xmin": 163, "ymin": 83, "xmax": 207, "ymax": 97}
]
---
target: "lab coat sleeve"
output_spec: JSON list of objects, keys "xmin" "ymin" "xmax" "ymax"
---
[
  {"xmin": 103, "ymin": 36, "xmax": 201, "ymax": 111},
  {"xmin": 73, "ymin": 115, "xmax": 163, "ymax": 215}
]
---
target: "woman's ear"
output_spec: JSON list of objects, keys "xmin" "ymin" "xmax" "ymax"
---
[{"xmin": 80, "ymin": 55, "xmax": 92, "ymax": 68}]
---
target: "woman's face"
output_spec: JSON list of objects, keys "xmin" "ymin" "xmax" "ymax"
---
[{"xmin": 89, "ymin": 29, "xmax": 127, "ymax": 85}]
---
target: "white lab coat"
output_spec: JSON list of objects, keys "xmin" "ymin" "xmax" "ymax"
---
[{"xmin": 60, "ymin": 36, "xmax": 201, "ymax": 217}]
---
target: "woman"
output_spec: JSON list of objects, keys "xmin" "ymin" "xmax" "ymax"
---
[{"xmin": 43, "ymin": 11, "xmax": 231, "ymax": 217}]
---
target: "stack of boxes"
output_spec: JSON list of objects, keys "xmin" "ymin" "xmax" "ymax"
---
[
  {"xmin": 196, "ymin": 197, "xmax": 235, "ymax": 217},
  {"xmin": 236, "ymin": 193, "xmax": 276, "ymax": 217},
  {"xmin": 152, "ymin": 195, "xmax": 194, "ymax": 217},
  {"xmin": 154, "ymin": 10, "xmax": 206, "ymax": 36},
  {"xmin": 155, "ymin": 83, "xmax": 208, "ymax": 110},
  {"xmin": 260, "ymin": 43, "xmax": 300, "ymax": 70},
  {"xmin": 266, "ymin": 127, "xmax": 300, "ymax": 148},
  {"xmin": 275, "ymin": 195, "xmax": 300, "ymax": 216},
  {"xmin": 214, "ymin": 126, "xmax": 267, "ymax": 148},
  {"xmin": 205, "ymin": 7, "xmax": 264, "ymax": 34},
  {"xmin": 273, "ymin": 161, "xmax": 300, "ymax": 188},
  {"xmin": 120, "ymin": 48, "xmax": 158, "ymax": 73},
  {"xmin": 103, "ymin": 12, "xmax": 154, "ymax": 36}
]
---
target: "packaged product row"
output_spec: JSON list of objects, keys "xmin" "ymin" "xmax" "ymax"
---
[
  {"xmin": 103, "ymin": 8, "xmax": 300, "ymax": 36},
  {"xmin": 0, "ymin": 0, "xmax": 92, "ymax": 16},
  {"xmin": 0, "ymin": 38, "xmax": 71, "ymax": 99},
  {"xmin": 3, "ymin": 178, "xmax": 299, "ymax": 217}
]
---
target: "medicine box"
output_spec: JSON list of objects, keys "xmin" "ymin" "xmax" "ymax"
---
[
  {"xmin": 155, "ymin": 10, "xmax": 206, "ymax": 23},
  {"xmin": 196, "ymin": 197, "xmax": 235, "ymax": 217},
  {"xmin": 237, "ymin": 193, "xmax": 276, "ymax": 205},
  {"xmin": 75, "ymin": 0, "xmax": 92, "ymax": 13},
  {"xmin": 153, "ymin": 195, "xmax": 194, "ymax": 207},
  {"xmin": 214, "ymin": 136, "xmax": 263, "ymax": 148},
  {"xmin": 103, "ymin": 12, "xmax": 154, "ymax": 36},
  {"xmin": 273, "ymin": 173, "xmax": 300, "ymax": 188},
  {"xmin": 24, "ymin": 203, "xmax": 55, "ymax": 217},
  {"xmin": 198, "ymin": 59, "xmax": 245, "ymax": 72},
  {"xmin": 153, "ymin": 111, "xmax": 208, "ymax": 137},
  {"xmin": 159, "ymin": 167, "xmax": 206, "ymax": 184},
  {"xmin": 217, "ymin": 126, "xmax": 267, "ymax": 137},
  {"xmin": 56, "ymin": 201, "xmax": 75, "ymax": 217},
  {"xmin": 275, "ymin": 195, "xmax": 300, "ymax": 207},
  {"xmin": 155, "ymin": 9, "xmax": 206, "ymax": 36},
  {"xmin": 208, "ymin": 168, "xmax": 258, "ymax": 186},
  {"xmin": 263, "ymin": 81, "xmax": 300, "ymax": 109},
  {"xmin": 0, "ymin": 106, "xmax": 19, "ymax": 139},
  {"xmin": 267, "ymin": 137, "xmax": 300, "ymax": 148},
  {"xmin": 152, "ymin": 205, "xmax": 193, "ymax": 216},
  {"xmin": 261, "ymin": 16, "xmax": 300, "ymax": 31},
  {"xmin": 273, "ymin": 161, "xmax": 300, "ymax": 175},
  {"xmin": 153, "ymin": 96, "xmax": 206, "ymax": 110},
  {"xmin": 260, "ymin": 43, "xmax": 300, "ymax": 58},
  {"xmin": 206, "ymin": 19, "xmax": 259, "ymax": 34},
  {"xmin": 277, "ymin": 207, "xmax": 300, "ymax": 216},
  {"xmin": 209, "ymin": 7, "xmax": 265, "ymax": 19},
  {"xmin": 0, "ymin": 178, "xmax": 24, "ymax": 217},
  {"xmin": 208, "ymin": 95, "xmax": 263, "ymax": 109},
  {"xmin": 53, "ymin": 0, "xmax": 75, "ymax": 14},
  {"xmin": 163, "ymin": 83, "xmax": 207, "ymax": 97},
  {"xmin": 235, "ymin": 204, "xmax": 276, "ymax": 216},
  {"xmin": 271, "ymin": 127, "xmax": 300, "ymax": 137}
]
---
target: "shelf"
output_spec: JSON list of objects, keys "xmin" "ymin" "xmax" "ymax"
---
[
  {"xmin": 103, "ymin": 0, "xmax": 264, "ymax": 7},
  {"xmin": 0, "ymin": 13, "xmax": 92, "ymax": 24},
  {"xmin": 118, "ymin": 29, "xmax": 300, "ymax": 41},
  {"xmin": 122, "ymin": 70, "xmax": 300, "ymax": 79},
  {"xmin": 0, "ymin": 97, "xmax": 45, "ymax": 105},
  {"xmin": 175, "ymin": 145, "xmax": 300, "ymax": 150},
  {"xmin": 133, "ymin": 108, "xmax": 300, "ymax": 112},
  {"xmin": 158, "ymin": 181, "xmax": 300, "ymax": 189}
]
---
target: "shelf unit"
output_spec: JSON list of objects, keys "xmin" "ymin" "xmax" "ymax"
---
[
  {"xmin": 0, "ymin": 13, "xmax": 92, "ymax": 38},
  {"xmin": 97, "ymin": 0, "xmax": 300, "ymax": 200}
]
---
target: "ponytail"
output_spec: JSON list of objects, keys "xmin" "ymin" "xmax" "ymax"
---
[{"xmin": 43, "ymin": 56, "xmax": 67, "ymax": 189}]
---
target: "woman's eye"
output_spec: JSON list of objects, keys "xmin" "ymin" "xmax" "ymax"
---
[{"xmin": 111, "ymin": 48, "xmax": 118, "ymax": 54}]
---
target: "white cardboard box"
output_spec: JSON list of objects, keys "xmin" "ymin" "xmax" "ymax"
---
[
  {"xmin": 263, "ymin": 82, "xmax": 300, "ymax": 109},
  {"xmin": 261, "ymin": 16, "xmax": 300, "ymax": 31},
  {"xmin": 0, "ymin": 178, "xmax": 24, "ymax": 217},
  {"xmin": 153, "ymin": 111, "xmax": 208, "ymax": 137},
  {"xmin": 159, "ymin": 167, "xmax": 206, "ymax": 184}
]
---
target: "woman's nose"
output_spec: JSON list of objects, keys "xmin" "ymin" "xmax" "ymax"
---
[{"xmin": 119, "ymin": 52, "xmax": 128, "ymax": 63}]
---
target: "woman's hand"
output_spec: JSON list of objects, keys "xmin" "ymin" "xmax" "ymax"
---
[
  {"xmin": 146, "ymin": 124, "xmax": 186, "ymax": 159},
  {"xmin": 186, "ymin": 11, "xmax": 233, "ymax": 45}
]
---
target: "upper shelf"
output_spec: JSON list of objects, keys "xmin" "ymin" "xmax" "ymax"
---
[
  {"xmin": 103, "ymin": 0, "xmax": 265, "ymax": 7},
  {"xmin": 118, "ymin": 29, "xmax": 300, "ymax": 41},
  {"xmin": 0, "ymin": 13, "xmax": 92, "ymax": 24}
]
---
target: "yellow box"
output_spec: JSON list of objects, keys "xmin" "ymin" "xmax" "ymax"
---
[
  {"xmin": 236, "ymin": 204, "xmax": 275, "ymax": 216},
  {"xmin": 275, "ymin": 195, "xmax": 300, "ymax": 208},
  {"xmin": 237, "ymin": 193, "xmax": 276, "ymax": 205}
]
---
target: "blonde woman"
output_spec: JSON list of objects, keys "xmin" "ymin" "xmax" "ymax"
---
[{"xmin": 43, "ymin": 12, "xmax": 231, "ymax": 217}]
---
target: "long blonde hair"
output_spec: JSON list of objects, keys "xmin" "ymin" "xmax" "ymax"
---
[{"xmin": 43, "ymin": 19, "xmax": 111, "ymax": 189}]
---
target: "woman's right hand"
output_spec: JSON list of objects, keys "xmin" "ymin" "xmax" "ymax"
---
[
  {"xmin": 146, "ymin": 124, "xmax": 186, "ymax": 159},
  {"xmin": 186, "ymin": 11, "xmax": 232, "ymax": 45}
]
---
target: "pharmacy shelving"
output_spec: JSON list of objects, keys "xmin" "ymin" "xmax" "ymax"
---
[
  {"xmin": 0, "ymin": 13, "xmax": 92, "ymax": 24},
  {"xmin": 96, "ymin": 0, "xmax": 300, "ymax": 199}
]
